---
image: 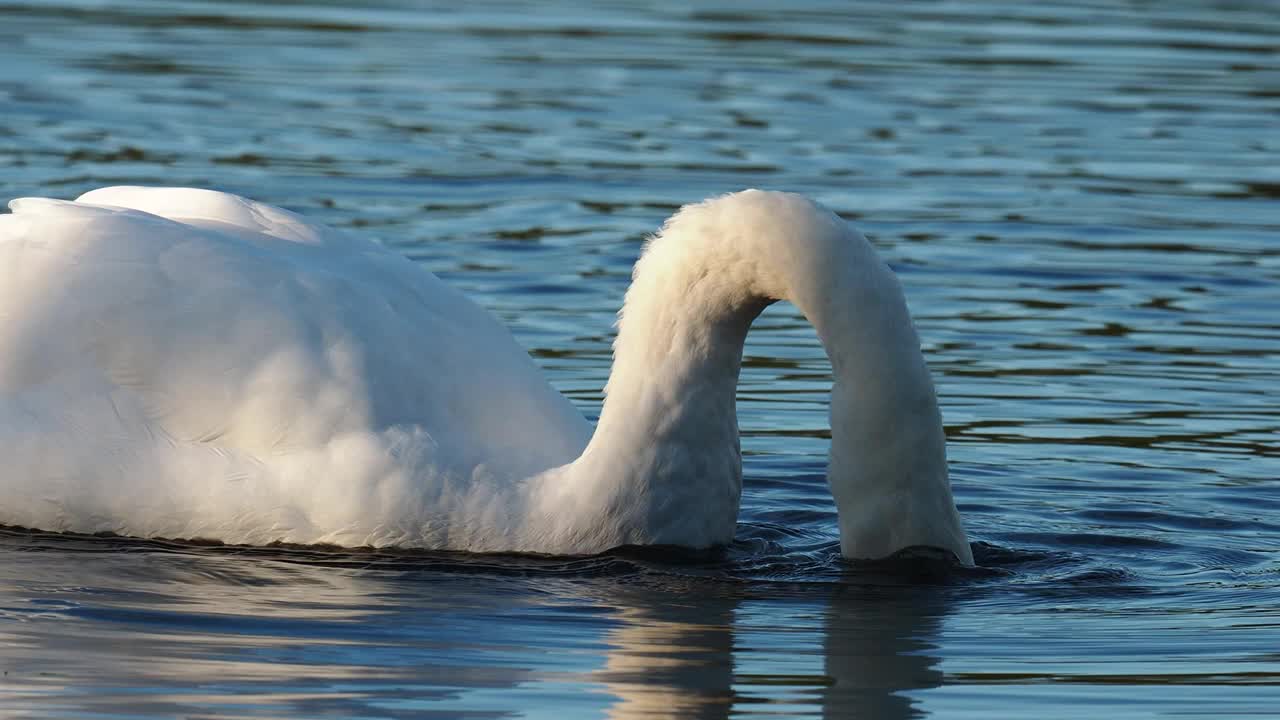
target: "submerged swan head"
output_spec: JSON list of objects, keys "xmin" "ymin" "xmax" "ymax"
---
[{"xmin": 542, "ymin": 190, "xmax": 972, "ymax": 565}]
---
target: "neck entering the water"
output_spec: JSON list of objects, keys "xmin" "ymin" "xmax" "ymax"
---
[
  {"xmin": 779, "ymin": 233, "xmax": 971, "ymax": 564},
  {"xmin": 537, "ymin": 190, "xmax": 970, "ymax": 564}
]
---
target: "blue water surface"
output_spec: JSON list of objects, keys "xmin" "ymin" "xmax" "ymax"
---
[{"xmin": 1, "ymin": 1, "xmax": 1278, "ymax": 717}]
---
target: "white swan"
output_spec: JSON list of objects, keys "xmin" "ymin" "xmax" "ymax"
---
[{"xmin": 0, "ymin": 187, "xmax": 971, "ymax": 564}]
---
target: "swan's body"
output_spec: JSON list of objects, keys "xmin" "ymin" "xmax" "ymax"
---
[{"xmin": 0, "ymin": 187, "xmax": 971, "ymax": 564}]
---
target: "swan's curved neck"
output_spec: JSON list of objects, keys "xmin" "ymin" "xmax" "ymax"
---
[
  {"xmin": 550, "ymin": 191, "xmax": 970, "ymax": 563},
  {"xmin": 552, "ymin": 238, "xmax": 765, "ymax": 550}
]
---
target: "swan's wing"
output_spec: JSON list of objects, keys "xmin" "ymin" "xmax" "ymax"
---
[
  {"xmin": 76, "ymin": 186, "xmax": 346, "ymax": 247},
  {"xmin": 0, "ymin": 188, "xmax": 590, "ymax": 544}
]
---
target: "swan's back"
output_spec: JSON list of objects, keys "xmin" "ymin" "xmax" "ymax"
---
[{"xmin": 0, "ymin": 187, "xmax": 589, "ymax": 546}]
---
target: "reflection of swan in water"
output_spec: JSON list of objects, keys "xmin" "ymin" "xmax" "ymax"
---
[
  {"xmin": 820, "ymin": 585, "xmax": 948, "ymax": 718},
  {"xmin": 0, "ymin": 187, "xmax": 968, "ymax": 562},
  {"xmin": 0, "ymin": 532, "xmax": 950, "ymax": 717},
  {"xmin": 590, "ymin": 580, "xmax": 950, "ymax": 720},
  {"xmin": 592, "ymin": 587, "xmax": 736, "ymax": 719}
]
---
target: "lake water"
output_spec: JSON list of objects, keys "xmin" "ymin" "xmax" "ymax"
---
[{"xmin": 1, "ymin": 0, "xmax": 1278, "ymax": 717}]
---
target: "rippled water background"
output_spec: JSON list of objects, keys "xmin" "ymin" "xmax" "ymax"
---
[{"xmin": 2, "ymin": 0, "xmax": 1279, "ymax": 717}]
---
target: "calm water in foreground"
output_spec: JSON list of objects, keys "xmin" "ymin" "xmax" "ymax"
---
[{"xmin": 1, "ymin": 1, "xmax": 1278, "ymax": 717}]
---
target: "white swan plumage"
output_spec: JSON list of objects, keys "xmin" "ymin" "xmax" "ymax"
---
[{"xmin": 0, "ymin": 187, "xmax": 971, "ymax": 564}]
